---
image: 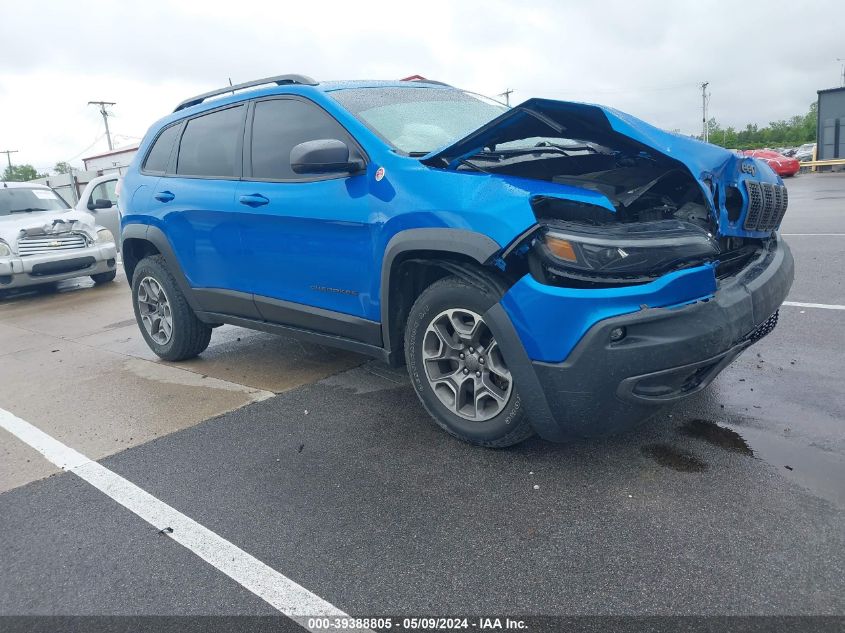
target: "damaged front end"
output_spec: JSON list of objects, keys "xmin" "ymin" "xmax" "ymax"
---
[{"xmin": 422, "ymin": 98, "xmax": 787, "ymax": 288}]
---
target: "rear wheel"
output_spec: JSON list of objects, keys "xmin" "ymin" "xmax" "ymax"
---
[
  {"xmin": 131, "ymin": 255, "xmax": 211, "ymax": 361},
  {"xmin": 404, "ymin": 275, "xmax": 533, "ymax": 447}
]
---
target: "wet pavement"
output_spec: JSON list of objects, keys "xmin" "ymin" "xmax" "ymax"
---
[
  {"xmin": 0, "ymin": 172, "xmax": 843, "ymax": 619},
  {"xmin": 0, "ymin": 273, "xmax": 362, "ymax": 492}
]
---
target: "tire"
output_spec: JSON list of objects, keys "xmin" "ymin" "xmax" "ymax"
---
[
  {"xmin": 404, "ymin": 274, "xmax": 534, "ymax": 447},
  {"xmin": 91, "ymin": 270, "xmax": 117, "ymax": 284},
  {"xmin": 131, "ymin": 255, "xmax": 211, "ymax": 361}
]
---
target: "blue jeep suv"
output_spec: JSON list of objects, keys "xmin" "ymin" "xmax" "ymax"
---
[{"xmin": 121, "ymin": 74, "xmax": 794, "ymax": 447}]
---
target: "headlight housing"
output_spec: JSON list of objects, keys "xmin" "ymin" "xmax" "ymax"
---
[
  {"xmin": 0, "ymin": 240, "xmax": 11, "ymax": 257},
  {"xmin": 535, "ymin": 220, "xmax": 719, "ymax": 283},
  {"xmin": 96, "ymin": 228, "xmax": 115, "ymax": 244}
]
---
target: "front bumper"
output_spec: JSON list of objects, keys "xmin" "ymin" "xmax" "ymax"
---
[
  {"xmin": 0, "ymin": 243, "xmax": 117, "ymax": 290},
  {"xmin": 486, "ymin": 237, "xmax": 794, "ymax": 442}
]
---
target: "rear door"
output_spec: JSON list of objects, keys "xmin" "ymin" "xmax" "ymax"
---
[
  {"xmin": 235, "ymin": 97, "xmax": 374, "ymax": 325},
  {"xmin": 154, "ymin": 105, "xmax": 252, "ymax": 300}
]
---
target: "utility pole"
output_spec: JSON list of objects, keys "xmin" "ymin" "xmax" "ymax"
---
[
  {"xmin": 498, "ymin": 88, "xmax": 514, "ymax": 106},
  {"xmin": 838, "ymin": 58, "xmax": 845, "ymax": 87},
  {"xmin": 88, "ymin": 101, "xmax": 116, "ymax": 151},
  {"xmin": 700, "ymin": 82, "xmax": 710, "ymax": 143},
  {"xmin": 1, "ymin": 149, "xmax": 18, "ymax": 170}
]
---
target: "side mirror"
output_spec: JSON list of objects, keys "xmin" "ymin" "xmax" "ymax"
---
[
  {"xmin": 89, "ymin": 198, "xmax": 113, "ymax": 210},
  {"xmin": 290, "ymin": 139, "xmax": 364, "ymax": 175}
]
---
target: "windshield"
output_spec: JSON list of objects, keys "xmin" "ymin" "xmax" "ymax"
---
[
  {"xmin": 330, "ymin": 87, "xmax": 507, "ymax": 154},
  {"xmin": 0, "ymin": 187, "xmax": 70, "ymax": 216}
]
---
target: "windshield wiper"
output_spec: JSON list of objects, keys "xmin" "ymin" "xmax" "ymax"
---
[
  {"xmin": 535, "ymin": 140, "xmax": 604, "ymax": 154},
  {"xmin": 469, "ymin": 147, "xmax": 570, "ymax": 161},
  {"xmin": 10, "ymin": 207, "xmax": 49, "ymax": 213}
]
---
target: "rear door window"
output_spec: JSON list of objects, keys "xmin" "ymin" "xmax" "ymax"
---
[
  {"xmin": 176, "ymin": 106, "xmax": 244, "ymax": 178},
  {"xmin": 249, "ymin": 99, "xmax": 356, "ymax": 180}
]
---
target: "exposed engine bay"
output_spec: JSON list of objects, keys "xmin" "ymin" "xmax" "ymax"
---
[{"xmin": 458, "ymin": 141, "xmax": 769, "ymax": 288}]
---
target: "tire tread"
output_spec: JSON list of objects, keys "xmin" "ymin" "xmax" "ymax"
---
[
  {"xmin": 132, "ymin": 255, "xmax": 211, "ymax": 361},
  {"xmin": 404, "ymin": 275, "xmax": 534, "ymax": 448}
]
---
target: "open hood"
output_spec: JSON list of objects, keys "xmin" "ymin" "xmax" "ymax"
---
[{"xmin": 422, "ymin": 98, "xmax": 735, "ymax": 181}]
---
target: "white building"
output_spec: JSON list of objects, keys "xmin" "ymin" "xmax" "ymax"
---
[{"xmin": 82, "ymin": 145, "xmax": 139, "ymax": 175}]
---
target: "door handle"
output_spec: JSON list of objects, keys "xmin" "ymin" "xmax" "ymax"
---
[
  {"xmin": 154, "ymin": 190, "xmax": 175, "ymax": 203},
  {"xmin": 239, "ymin": 193, "xmax": 269, "ymax": 207}
]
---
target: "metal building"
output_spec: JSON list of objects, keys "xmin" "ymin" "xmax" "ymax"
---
[
  {"xmin": 817, "ymin": 87, "xmax": 845, "ymax": 161},
  {"xmin": 82, "ymin": 145, "xmax": 139, "ymax": 174}
]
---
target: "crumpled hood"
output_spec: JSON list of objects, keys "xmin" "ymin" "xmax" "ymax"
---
[
  {"xmin": 424, "ymin": 98, "xmax": 742, "ymax": 178},
  {"xmin": 0, "ymin": 209, "xmax": 98, "ymax": 245},
  {"xmin": 422, "ymin": 98, "xmax": 782, "ymax": 238}
]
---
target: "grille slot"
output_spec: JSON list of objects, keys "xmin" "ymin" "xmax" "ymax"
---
[
  {"xmin": 17, "ymin": 234, "xmax": 88, "ymax": 256},
  {"xmin": 743, "ymin": 181, "xmax": 787, "ymax": 232},
  {"xmin": 742, "ymin": 310, "xmax": 779, "ymax": 345}
]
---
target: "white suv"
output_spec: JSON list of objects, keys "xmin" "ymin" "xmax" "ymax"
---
[{"xmin": 0, "ymin": 181, "xmax": 118, "ymax": 290}]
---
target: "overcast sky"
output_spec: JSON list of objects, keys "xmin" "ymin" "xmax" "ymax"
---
[{"xmin": 2, "ymin": 0, "xmax": 842, "ymax": 172}]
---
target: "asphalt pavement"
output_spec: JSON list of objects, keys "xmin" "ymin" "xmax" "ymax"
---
[{"xmin": 1, "ymin": 172, "xmax": 843, "ymax": 625}]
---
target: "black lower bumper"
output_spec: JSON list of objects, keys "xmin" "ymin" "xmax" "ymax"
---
[{"xmin": 486, "ymin": 237, "xmax": 794, "ymax": 442}]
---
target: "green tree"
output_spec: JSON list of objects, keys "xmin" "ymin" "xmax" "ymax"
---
[
  {"xmin": 2, "ymin": 164, "xmax": 46, "ymax": 182},
  {"xmin": 53, "ymin": 161, "xmax": 72, "ymax": 175},
  {"xmin": 704, "ymin": 102, "xmax": 817, "ymax": 149}
]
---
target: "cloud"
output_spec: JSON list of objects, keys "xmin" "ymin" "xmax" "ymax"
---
[{"xmin": 1, "ymin": 0, "xmax": 841, "ymax": 170}]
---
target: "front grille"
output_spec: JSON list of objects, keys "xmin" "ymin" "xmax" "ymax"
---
[
  {"xmin": 17, "ymin": 233, "xmax": 88, "ymax": 256},
  {"xmin": 743, "ymin": 181, "xmax": 788, "ymax": 232},
  {"xmin": 30, "ymin": 256, "xmax": 96, "ymax": 276}
]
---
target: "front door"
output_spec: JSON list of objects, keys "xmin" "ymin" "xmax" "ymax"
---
[{"xmin": 235, "ymin": 97, "xmax": 375, "ymax": 326}]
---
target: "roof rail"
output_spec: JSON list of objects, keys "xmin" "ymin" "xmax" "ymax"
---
[{"xmin": 173, "ymin": 74, "xmax": 319, "ymax": 112}]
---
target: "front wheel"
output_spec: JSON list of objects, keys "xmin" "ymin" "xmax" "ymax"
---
[
  {"xmin": 404, "ymin": 275, "xmax": 533, "ymax": 447},
  {"xmin": 131, "ymin": 255, "xmax": 211, "ymax": 361}
]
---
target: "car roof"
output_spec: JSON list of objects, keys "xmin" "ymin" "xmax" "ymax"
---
[
  {"xmin": 154, "ymin": 79, "xmax": 460, "ymax": 131},
  {"xmin": 316, "ymin": 79, "xmax": 454, "ymax": 92}
]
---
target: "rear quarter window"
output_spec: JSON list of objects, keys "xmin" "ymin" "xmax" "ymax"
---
[{"xmin": 143, "ymin": 124, "xmax": 181, "ymax": 173}]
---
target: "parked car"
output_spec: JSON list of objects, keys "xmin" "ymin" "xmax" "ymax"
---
[
  {"xmin": 75, "ymin": 173, "xmax": 121, "ymax": 251},
  {"xmin": 741, "ymin": 149, "xmax": 800, "ymax": 177},
  {"xmin": 0, "ymin": 181, "xmax": 118, "ymax": 290},
  {"xmin": 794, "ymin": 143, "xmax": 816, "ymax": 163},
  {"xmin": 121, "ymin": 75, "xmax": 793, "ymax": 447}
]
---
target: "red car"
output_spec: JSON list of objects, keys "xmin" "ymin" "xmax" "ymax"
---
[{"xmin": 741, "ymin": 149, "xmax": 800, "ymax": 177}]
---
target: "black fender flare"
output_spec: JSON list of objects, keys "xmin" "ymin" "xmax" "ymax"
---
[
  {"xmin": 122, "ymin": 223, "xmax": 201, "ymax": 311},
  {"xmin": 379, "ymin": 228, "xmax": 502, "ymax": 354}
]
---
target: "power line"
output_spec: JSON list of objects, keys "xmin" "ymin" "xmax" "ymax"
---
[
  {"xmin": 1, "ymin": 149, "xmax": 19, "ymax": 170},
  {"xmin": 88, "ymin": 100, "xmax": 116, "ymax": 150},
  {"xmin": 63, "ymin": 133, "xmax": 106, "ymax": 164}
]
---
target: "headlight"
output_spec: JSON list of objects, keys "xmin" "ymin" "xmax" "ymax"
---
[
  {"xmin": 537, "ymin": 220, "xmax": 719, "ymax": 280},
  {"xmin": 96, "ymin": 228, "xmax": 115, "ymax": 244},
  {"xmin": 0, "ymin": 240, "xmax": 10, "ymax": 257}
]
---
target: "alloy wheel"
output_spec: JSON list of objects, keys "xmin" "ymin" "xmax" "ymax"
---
[
  {"xmin": 422, "ymin": 308, "xmax": 513, "ymax": 421},
  {"xmin": 137, "ymin": 276, "xmax": 173, "ymax": 345}
]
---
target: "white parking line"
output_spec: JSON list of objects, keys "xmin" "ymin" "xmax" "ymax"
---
[
  {"xmin": 0, "ymin": 407, "xmax": 350, "ymax": 629},
  {"xmin": 783, "ymin": 301, "xmax": 845, "ymax": 311},
  {"xmin": 781, "ymin": 233, "xmax": 845, "ymax": 236}
]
